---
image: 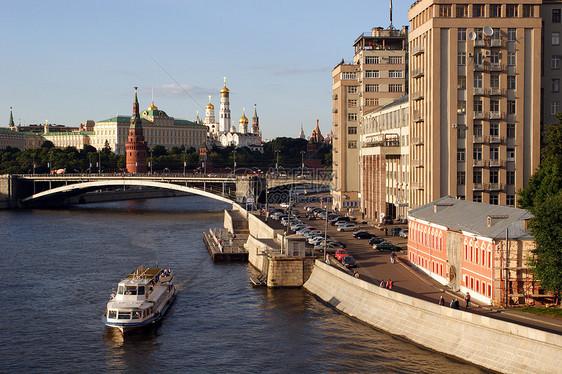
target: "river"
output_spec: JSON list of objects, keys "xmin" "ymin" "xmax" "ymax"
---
[{"xmin": 0, "ymin": 195, "xmax": 488, "ymax": 373}]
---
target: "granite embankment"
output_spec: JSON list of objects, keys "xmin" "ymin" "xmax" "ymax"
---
[{"xmin": 304, "ymin": 260, "xmax": 562, "ymax": 374}]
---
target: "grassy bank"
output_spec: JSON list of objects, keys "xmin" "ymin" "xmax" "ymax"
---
[{"xmin": 517, "ymin": 306, "xmax": 562, "ymax": 319}]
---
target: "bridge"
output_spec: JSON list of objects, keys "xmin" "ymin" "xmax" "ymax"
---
[{"xmin": 0, "ymin": 172, "xmax": 332, "ymax": 209}]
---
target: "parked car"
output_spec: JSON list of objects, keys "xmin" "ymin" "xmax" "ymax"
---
[
  {"xmin": 328, "ymin": 240, "xmax": 347, "ymax": 249},
  {"xmin": 353, "ymin": 231, "xmax": 375, "ymax": 239},
  {"xmin": 341, "ymin": 255, "xmax": 357, "ymax": 268},
  {"xmin": 399, "ymin": 229, "xmax": 409, "ymax": 238},
  {"xmin": 382, "ymin": 216, "xmax": 393, "ymax": 225},
  {"xmin": 330, "ymin": 216, "xmax": 351, "ymax": 226},
  {"xmin": 374, "ymin": 242, "xmax": 401, "ymax": 251},
  {"xmin": 391, "ymin": 227, "xmax": 403, "ymax": 236},
  {"xmin": 314, "ymin": 243, "xmax": 340, "ymax": 253},
  {"xmin": 369, "ymin": 237, "xmax": 386, "ymax": 245},
  {"xmin": 337, "ymin": 222, "xmax": 359, "ymax": 232},
  {"xmin": 334, "ymin": 249, "xmax": 349, "ymax": 261}
]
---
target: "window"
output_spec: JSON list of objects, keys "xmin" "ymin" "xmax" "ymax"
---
[
  {"xmin": 366, "ymin": 84, "xmax": 379, "ymax": 92},
  {"xmin": 348, "ymin": 99, "xmax": 357, "ymax": 108},
  {"xmin": 341, "ymin": 72, "xmax": 356, "ymax": 80},
  {"xmin": 523, "ymin": 5, "xmax": 534, "ymax": 17},
  {"xmin": 474, "ymin": 73, "xmax": 483, "ymax": 88},
  {"xmin": 491, "ymin": 51, "xmax": 500, "ymax": 64},
  {"xmin": 474, "ymin": 170, "xmax": 482, "ymax": 183},
  {"xmin": 474, "ymin": 99, "xmax": 483, "ymax": 113},
  {"xmin": 457, "ymin": 127, "xmax": 466, "ymax": 139},
  {"xmin": 506, "ymin": 195, "xmax": 516, "ymax": 206},
  {"xmin": 458, "ymin": 28, "xmax": 467, "ymax": 42},
  {"xmin": 457, "ymin": 148, "xmax": 466, "ymax": 162},
  {"xmin": 508, "ymin": 28, "xmax": 516, "ymax": 41},
  {"xmin": 506, "ymin": 4, "xmax": 518, "ymax": 17},
  {"xmin": 348, "ymin": 141, "xmax": 357, "ymax": 149},
  {"xmin": 473, "ymin": 4, "xmax": 485, "ymax": 17},
  {"xmin": 473, "ymin": 123, "xmax": 482, "ymax": 137},
  {"xmin": 388, "ymin": 56, "xmax": 403, "ymax": 64},
  {"xmin": 457, "ymin": 4, "xmax": 468, "ymax": 18},
  {"xmin": 508, "ymin": 76, "xmax": 516, "ymax": 90},
  {"xmin": 490, "ymin": 122, "xmax": 499, "ymax": 136},
  {"xmin": 553, "ymin": 79, "xmax": 560, "ymax": 93},
  {"xmin": 553, "ymin": 55, "xmax": 561, "ymax": 69},
  {"xmin": 554, "ymin": 9, "xmax": 561, "ymax": 23},
  {"xmin": 553, "ymin": 32, "xmax": 560, "ymax": 46},
  {"xmin": 458, "ymin": 76, "xmax": 466, "ymax": 89},
  {"xmin": 348, "ymin": 127, "xmax": 357, "ymax": 134},
  {"xmin": 389, "ymin": 70, "xmax": 403, "ymax": 78},
  {"xmin": 507, "ymin": 148, "xmax": 515, "ymax": 161},
  {"xmin": 490, "ymin": 4, "xmax": 501, "ymax": 17},
  {"xmin": 508, "ymin": 100, "xmax": 516, "ymax": 114},
  {"xmin": 490, "ymin": 146, "xmax": 499, "ymax": 160},
  {"xmin": 491, "ymin": 74, "xmax": 500, "ymax": 89},
  {"xmin": 457, "ymin": 171, "xmax": 466, "ymax": 185},
  {"xmin": 507, "ymin": 124, "xmax": 516, "ymax": 138},
  {"xmin": 457, "ymin": 100, "xmax": 466, "ymax": 114},
  {"xmin": 458, "ymin": 52, "xmax": 466, "ymax": 66},
  {"xmin": 507, "ymin": 52, "xmax": 516, "ymax": 66},
  {"xmin": 439, "ymin": 4, "xmax": 452, "ymax": 17},
  {"xmin": 490, "ymin": 170, "xmax": 499, "ymax": 184},
  {"xmin": 490, "ymin": 194, "xmax": 499, "ymax": 205},
  {"xmin": 473, "ymin": 146, "xmax": 482, "ymax": 160},
  {"xmin": 474, "ymin": 28, "xmax": 484, "ymax": 41},
  {"xmin": 365, "ymin": 98, "xmax": 379, "ymax": 106},
  {"xmin": 347, "ymin": 86, "xmax": 358, "ymax": 94},
  {"xmin": 365, "ymin": 56, "xmax": 379, "ymax": 64},
  {"xmin": 348, "ymin": 113, "xmax": 358, "ymax": 121},
  {"xmin": 552, "ymin": 101, "xmax": 560, "ymax": 115},
  {"xmin": 389, "ymin": 84, "xmax": 402, "ymax": 92},
  {"xmin": 365, "ymin": 70, "xmax": 379, "ymax": 78},
  {"xmin": 490, "ymin": 100, "xmax": 500, "ymax": 114},
  {"xmin": 507, "ymin": 170, "xmax": 515, "ymax": 184},
  {"xmin": 473, "ymin": 193, "xmax": 482, "ymax": 203}
]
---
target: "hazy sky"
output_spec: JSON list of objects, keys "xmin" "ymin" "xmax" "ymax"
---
[{"xmin": 2, "ymin": 0, "xmax": 411, "ymax": 139}]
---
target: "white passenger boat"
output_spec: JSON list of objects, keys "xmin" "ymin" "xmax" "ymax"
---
[{"xmin": 102, "ymin": 265, "xmax": 176, "ymax": 334}]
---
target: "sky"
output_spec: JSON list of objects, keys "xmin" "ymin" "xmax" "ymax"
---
[{"xmin": 2, "ymin": 0, "xmax": 411, "ymax": 139}]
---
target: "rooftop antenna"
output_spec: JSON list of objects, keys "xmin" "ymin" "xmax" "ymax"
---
[{"xmin": 388, "ymin": 0, "xmax": 395, "ymax": 30}]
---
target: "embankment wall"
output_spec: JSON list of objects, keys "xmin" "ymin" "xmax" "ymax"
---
[{"xmin": 304, "ymin": 260, "xmax": 562, "ymax": 374}]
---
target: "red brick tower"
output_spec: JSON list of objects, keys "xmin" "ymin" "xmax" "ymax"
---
[{"xmin": 125, "ymin": 87, "xmax": 148, "ymax": 173}]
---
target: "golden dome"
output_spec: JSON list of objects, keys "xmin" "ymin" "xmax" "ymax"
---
[
  {"xmin": 220, "ymin": 77, "xmax": 229, "ymax": 96},
  {"xmin": 206, "ymin": 103, "xmax": 214, "ymax": 109},
  {"xmin": 239, "ymin": 108, "xmax": 248, "ymax": 124},
  {"xmin": 148, "ymin": 101, "xmax": 158, "ymax": 111}
]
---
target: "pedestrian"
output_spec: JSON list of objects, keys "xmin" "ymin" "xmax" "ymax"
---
[
  {"xmin": 380, "ymin": 279, "xmax": 386, "ymax": 288},
  {"xmin": 465, "ymin": 292, "xmax": 471, "ymax": 309},
  {"xmin": 450, "ymin": 298, "xmax": 459, "ymax": 309},
  {"xmin": 354, "ymin": 271, "xmax": 360, "ymax": 279},
  {"xmin": 387, "ymin": 279, "xmax": 393, "ymax": 289},
  {"xmin": 439, "ymin": 296, "xmax": 445, "ymax": 306},
  {"xmin": 385, "ymin": 227, "xmax": 388, "ymax": 236},
  {"xmin": 390, "ymin": 251, "xmax": 396, "ymax": 263}
]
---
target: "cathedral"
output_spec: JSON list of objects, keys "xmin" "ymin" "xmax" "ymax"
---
[{"xmin": 204, "ymin": 78, "xmax": 262, "ymax": 150}]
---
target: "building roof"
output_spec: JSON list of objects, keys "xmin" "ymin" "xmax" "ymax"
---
[{"xmin": 408, "ymin": 195, "xmax": 533, "ymax": 240}]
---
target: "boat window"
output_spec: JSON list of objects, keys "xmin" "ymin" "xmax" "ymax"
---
[
  {"xmin": 117, "ymin": 286, "xmax": 124, "ymax": 295},
  {"xmin": 138, "ymin": 286, "xmax": 145, "ymax": 295},
  {"xmin": 125, "ymin": 286, "xmax": 137, "ymax": 295},
  {"xmin": 132, "ymin": 311, "xmax": 141, "ymax": 319},
  {"xmin": 108, "ymin": 310, "xmax": 117, "ymax": 319},
  {"xmin": 117, "ymin": 311, "xmax": 131, "ymax": 320}
]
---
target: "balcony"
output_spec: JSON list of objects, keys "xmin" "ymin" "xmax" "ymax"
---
[
  {"xmin": 474, "ymin": 39, "xmax": 486, "ymax": 47},
  {"xmin": 489, "ymin": 111, "xmax": 505, "ymax": 120},
  {"xmin": 490, "ymin": 39, "xmax": 504, "ymax": 48},
  {"xmin": 474, "ymin": 62, "xmax": 489, "ymax": 71},
  {"xmin": 412, "ymin": 45, "xmax": 425, "ymax": 56},
  {"xmin": 474, "ymin": 87, "xmax": 485, "ymax": 95},
  {"xmin": 489, "ymin": 87, "xmax": 506, "ymax": 96},
  {"xmin": 489, "ymin": 63, "xmax": 505, "ymax": 72},
  {"xmin": 473, "ymin": 135, "xmax": 488, "ymax": 143},
  {"xmin": 411, "ymin": 137, "xmax": 424, "ymax": 145},
  {"xmin": 489, "ymin": 159, "xmax": 505, "ymax": 167},
  {"xmin": 412, "ymin": 90, "xmax": 424, "ymax": 101},
  {"xmin": 473, "ymin": 183, "xmax": 488, "ymax": 191},
  {"xmin": 473, "ymin": 159, "xmax": 488, "ymax": 167},
  {"xmin": 489, "ymin": 135, "xmax": 504, "ymax": 144},
  {"xmin": 332, "ymin": 108, "xmax": 338, "ymax": 113},
  {"xmin": 413, "ymin": 110, "xmax": 424, "ymax": 123},
  {"xmin": 332, "ymin": 94, "xmax": 338, "ymax": 100},
  {"xmin": 473, "ymin": 111, "xmax": 488, "ymax": 119},
  {"xmin": 411, "ymin": 159, "xmax": 424, "ymax": 168},
  {"xmin": 489, "ymin": 183, "xmax": 505, "ymax": 191},
  {"xmin": 412, "ymin": 68, "xmax": 424, "ymax": 78}
]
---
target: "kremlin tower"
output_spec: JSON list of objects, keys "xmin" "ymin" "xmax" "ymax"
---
[
  {"xmin": 219, "ymin": 77, "xmax": 231, "ymax": 134},
  {"xmin": 125, "ymin": 87, "xmax": 148, "ymax": 173},
  {"xmin": 251, "ymin": 104, "xmax": 259, "ymax": 135},
  {"xmin": 204, "ymin": 95, "xmax": 217, "ymax": 134},
  {"xmin": 239, "ymin": 108, "xmax": 248, "ymax": 134}
]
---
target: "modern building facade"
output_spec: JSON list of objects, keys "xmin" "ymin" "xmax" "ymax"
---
[
  {"xmin": 332, "ymin": 25, "xmax": 409, "ymax": 211},
  {"xmin": 541, "ymin": 0, "xmax": 562, "ymax": 135},
  {"xmin": 408, "ymin": 196, "xmax": 541, "ymax": 307},
  {"xmin": 408, "ymin": 1, "xmax": 542, "ymax": 209},
  {"xmin": 360, "ymin": 95, "xmax": 410, "ymax": 222}
]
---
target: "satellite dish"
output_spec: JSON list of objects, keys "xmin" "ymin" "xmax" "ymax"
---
[
  {"xmin": 468, "ymin": 31, "xmax": 477, "ymax": 41},
  {"xmin": 483, "ymin": 26, "xmax": 494, "ymax": 37}
]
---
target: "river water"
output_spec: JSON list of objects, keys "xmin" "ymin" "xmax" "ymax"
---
[{"xmin": 0, "ymin": 195, "xmax": 488, "ymax": 373}]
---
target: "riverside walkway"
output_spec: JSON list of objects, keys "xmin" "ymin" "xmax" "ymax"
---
[{"xmin": 300, "ymin": 211, "xmax": 562, "ymax": 336}]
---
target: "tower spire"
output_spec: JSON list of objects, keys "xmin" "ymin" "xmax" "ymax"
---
[
  {"xmin": 388, "ymin": 0, "xmax": 395, "ymax": 30},
  {"xmin": 9, "ymin": 107, "xmax": 14, "ymax": 128}
]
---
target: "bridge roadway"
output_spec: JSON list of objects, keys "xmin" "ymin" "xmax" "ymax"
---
[{"xmin": 0, "ymin": 173, "xmax": 331, "ymax": 208}]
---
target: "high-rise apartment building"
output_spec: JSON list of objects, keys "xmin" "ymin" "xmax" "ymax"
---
[
  {"xmin": 541, "ymin": 1, "xmax": 562, "ymax": 135},
  {"xmin": 408, "ymin": 1, "xmax": 542, "ymax": 209},
  {"xmin": 332, "ymin": 26, "xmax": 408, "ymax": 211}
]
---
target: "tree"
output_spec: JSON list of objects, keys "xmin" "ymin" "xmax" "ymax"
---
[{"xmin": 528, "ymin": 191, "xmax": 562, "ymax": 297}]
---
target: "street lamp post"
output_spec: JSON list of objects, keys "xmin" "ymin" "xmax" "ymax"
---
[
  {"xmin": 233, "ymin": 149, "xmax": 237, "ymax": 175},
  {"xmin": 300, "ymin": 150, "xmax": 305, "ymax": 176},
  {"xmin": 150, "ymin": 149, "xmax": 154, "ymax": 175},
  {"xmin": 49, "ymin": 152, "xmax": 52, "ymax": 174},
  {"xmin": 32, "ymin": 153, "xmax": 35, "ymax": 175},
  {"xmin": 88, "ymin": 154, "xmax": 92, "ymax": 174},
  {"xmin": 275, "ymin": 150, "xmax": 280, "ymax": 175},
  {"xmin": 98, "ymin": 152, "xmax": 101, "ymax": 175},
  {"xmin": 324, "ymin": 198, "xmax": 328, "ymax": 261},
  {"xmin": 183, "ymin": 149, "xmax": 186, "ymax": 176}
]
